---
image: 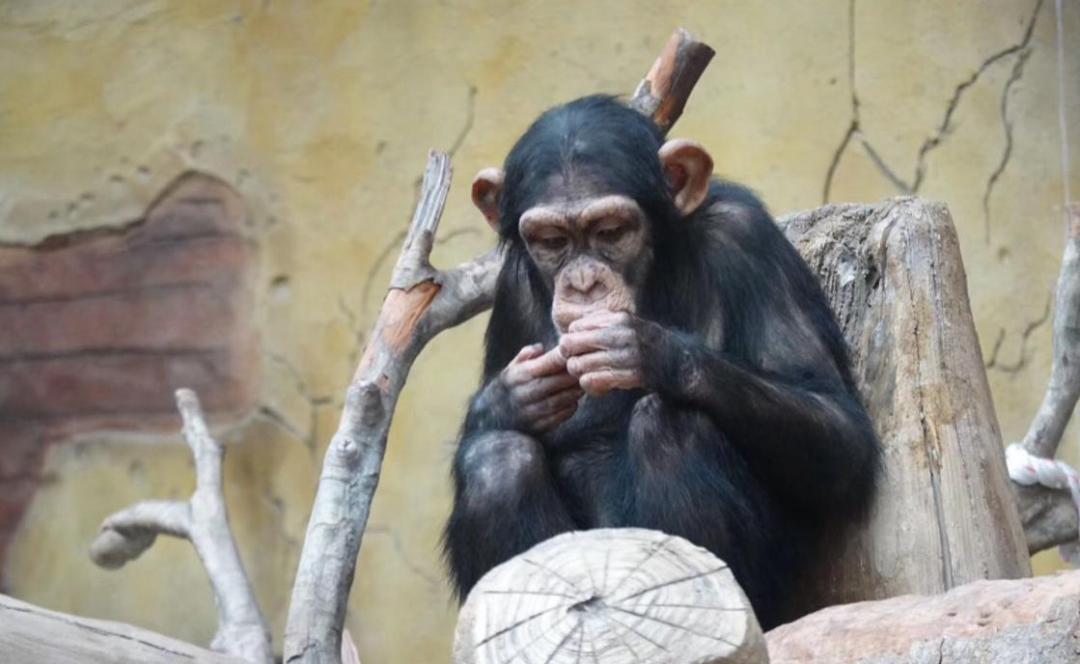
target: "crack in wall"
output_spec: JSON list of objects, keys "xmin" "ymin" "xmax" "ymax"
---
[
  {"xmin": 982, "ymin": 48, "xmax": 1033, "ymax": 244},
  {"xmin": 823, "ymin": 0, "xmax": 1044, "ymax": 203},
  {"xmin": 365, "ymin": 524, "xmax": 441, "ymax": 588},
  {"xmin": 448, "ymin": 85, "xmax": 477, "ymax": 159},
  {"xmin": 985, "ymin": 292, "xmax": 1052, "ymax": 374},
  {"xmin": 822, "ymin": 0, "xmax": 861, "ymax": 203},
  {"xmin": 264, "ymin": 352, "xmax": 334, "ymax": 453}
]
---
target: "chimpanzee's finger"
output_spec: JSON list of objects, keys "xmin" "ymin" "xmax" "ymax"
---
[
  {"xmin": 579, "ymin": 369, "xmax": 641, "ymax": 396},
  {"xmin": 559, "ymin": 327, "xmax": 634, "ymax": 357},
  {"xmin": 565, "ymin": 349, "xmax": 636, "ymax": 378},
  {"xmin": 521, "ymin": 387, "xmax": 584, "ymax": 420},
  {"xmin": 567, "ymin": 310, "xmax": 632, "ymax": 333},
  {"xmin": 504, "ymin": 344, "xmax": 552, "ymax": 385},
  {"xmin": 512, "ymin": 343, "xmax": 545, "ymax": 364},
  {"xmin": 519, "ymin": 347, "xmax": 569, "ymax": 377},
  {"xmin": 515, "ymin": 372, "xmax": 580, "ymax": 403}
]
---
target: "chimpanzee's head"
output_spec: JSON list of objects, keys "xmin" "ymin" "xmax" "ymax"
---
[{"xmin": 471, "ymin": 95, "xmax": 714, "ymax": 333}]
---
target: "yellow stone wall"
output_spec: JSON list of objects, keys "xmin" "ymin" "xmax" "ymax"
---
[{"xmin": 1, "ymin": 1, "xmax": 1078, "ymax": 661}]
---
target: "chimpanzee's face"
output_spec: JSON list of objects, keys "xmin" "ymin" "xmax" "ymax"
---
[
  {"xmin": 518, "ymin": 175, "xmax": 652, "ymax": 333},
  {"xmin": 471, "ymin": 136, "xmax": 714, "ymax": 335}
]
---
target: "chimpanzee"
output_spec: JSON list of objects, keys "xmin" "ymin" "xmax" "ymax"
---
[{"xmin": 443, "ymin": 95, "xmax": 880, "ymax": 629}]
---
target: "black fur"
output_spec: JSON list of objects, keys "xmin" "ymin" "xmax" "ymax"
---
[{"xmin": 443, "ymin": 95, "xmax": 880, "ymax": 629}]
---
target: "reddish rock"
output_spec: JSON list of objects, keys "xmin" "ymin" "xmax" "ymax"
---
[
  {"xmin": 0, "ymin": 172, "xmax": 259, "ymax": 567},
  {"xmin": 766, "ymin": 571, "xmax": 1080, "ymax": 663}
]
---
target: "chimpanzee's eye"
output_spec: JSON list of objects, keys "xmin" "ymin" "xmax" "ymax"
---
[
  {"xmin": 536, "ymin": 235, "xmax": 568, "ymax": 252},
  {"xmin": 596, "ymin": 225, "xmax": 626, "ymax": 242}
]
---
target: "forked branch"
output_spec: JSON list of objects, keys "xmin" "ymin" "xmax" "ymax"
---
[{"xmin": 90, "ymin": 389, "xmax": 272, "ymax": 664}]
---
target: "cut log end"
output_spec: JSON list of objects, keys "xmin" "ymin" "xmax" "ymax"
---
[{"xmin": 454, "ymin": 528, "xmax": 767, "ymax": 664}]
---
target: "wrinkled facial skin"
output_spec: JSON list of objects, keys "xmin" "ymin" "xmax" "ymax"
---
[{"xmin": 518, "ymin": 178, "xmax": 653, "ymax": 334}]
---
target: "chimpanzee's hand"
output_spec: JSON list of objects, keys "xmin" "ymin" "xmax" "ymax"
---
[
  {"xmin": 559, "ymin": 310, "xmax": 655, "ymax": 397},
  {"xmin": 499, "ymin": 344, "xmax": 584, "ymax": 433}
]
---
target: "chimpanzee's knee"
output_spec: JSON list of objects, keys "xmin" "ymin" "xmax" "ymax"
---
[{"xmin": 455, "ymin": 431, "xmax": 547, "ymax": 508}]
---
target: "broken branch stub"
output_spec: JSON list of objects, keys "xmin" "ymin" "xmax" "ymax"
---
[
  {"xmin": 628, "ymin": 28, "xmax": 715, "ymax": 135},
  {"xmin": 90, "ymin": 389, "xmax": 272, "ymax": 664}
]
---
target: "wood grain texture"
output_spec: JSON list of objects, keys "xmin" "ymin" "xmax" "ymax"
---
[
  {"xmin": 454, "ymin": 528, "xmax": 767, "ymax": 664},
  {"xmin": 778, "ymin": 197, "xmax": 1030, "ymax": 616},
  {"xmin": 0, "ymin": 592, "xmax": 244, "ymax": 664}
]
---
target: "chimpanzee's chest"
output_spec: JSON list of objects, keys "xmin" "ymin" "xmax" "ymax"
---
[{"xmin": 540, "ymin": 391, "xmax": 642, "ymax": 527}]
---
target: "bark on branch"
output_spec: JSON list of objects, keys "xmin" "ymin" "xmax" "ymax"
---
[
  {"xmin": 90, "ymin": 389, "xmax": 272, "ymax": 664},
  {"xmin": 281, "ymin": 27, "xmax": 714, "ymax": 664}
]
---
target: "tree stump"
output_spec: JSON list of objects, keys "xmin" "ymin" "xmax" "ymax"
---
[
  {"xmin": 454, "ymin": 528, "xmax": 767, "ymax": 664},
  {"xmin": 777, "ymin": 197, "xmax": 1031, "ymax": 617}
]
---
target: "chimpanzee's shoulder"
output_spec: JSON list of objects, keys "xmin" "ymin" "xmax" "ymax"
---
[
  {"xmin": 706, "ymin": 180, "xmax": 769, "ymax": 213},
  {"xmin": 694, "ymin": 179, "xmax": 777, "ymax": 240}
]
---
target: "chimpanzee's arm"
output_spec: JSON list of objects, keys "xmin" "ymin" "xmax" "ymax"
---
[{"xmin": 640, "ymin": 321, "xmax": 879, "ymax": 517}]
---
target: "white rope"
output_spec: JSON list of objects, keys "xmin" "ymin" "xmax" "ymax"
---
[{"xmin": 1006, "ymin": 443, "xmax": 1080, "ymax": 564}]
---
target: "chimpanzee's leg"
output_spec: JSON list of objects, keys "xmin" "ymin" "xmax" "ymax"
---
[
  {"xmin": 621, "ymin": 394, "xmax": 797, "ymax": 629},
  {"xmin": 443, "ymin": 430, "xmax": 576, "ymax": 601}
]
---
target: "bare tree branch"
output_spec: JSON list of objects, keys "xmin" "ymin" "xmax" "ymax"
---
[
  {"xmin": 281, "ymin": 27, "xmax": 715, "ymax": 664},
  {"xmin": 1008, "ymin": 205, "xmax": 1080, "ymax": 557},
  {"xmin": 90, "ymin": 389, "xmax": 272, "ymax": 664},
  {"xmin": 1020, "ymin": 204, "xmax": 1080, "ymax": 459},
  {"xmin": 283, "ymin": 151, "xmax": 465, "ymax": 664}
]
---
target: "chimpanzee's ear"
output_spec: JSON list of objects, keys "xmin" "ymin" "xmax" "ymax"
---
[
  {"xmin": 471, "ymin": 167, "xmax": 505, "ymax": 232},
  {"xmin": 659, "ymin": 139, "xmax": 714, "ymax": 216}
]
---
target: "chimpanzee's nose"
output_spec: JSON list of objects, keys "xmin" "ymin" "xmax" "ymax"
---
[{"xmin": 565, "ymin": 266, "xmax": 608, "ymax": 302}]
